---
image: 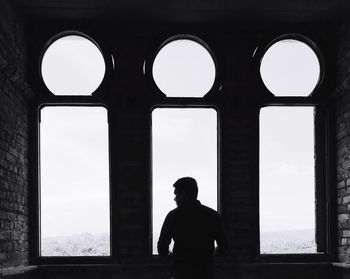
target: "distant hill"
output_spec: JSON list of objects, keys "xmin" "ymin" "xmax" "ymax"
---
[
  {"xmin": 41, "ymin": 233, "xmax": 110, "ymax": 256},
  {"xmin": 260, "ymin": 229, "xmax": 316, "ymax": 254},
  {"xmin": 154, "ymin": 229, "xmax": 316, "ymax": 255},
  {"xmin": 41, "ymin": 229, "xmax": 316, "ymax": 256}
]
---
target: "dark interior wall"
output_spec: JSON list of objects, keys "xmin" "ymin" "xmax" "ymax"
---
[
  {"xmin": 25, "ymin": 18, "xmax": 336, "ymax": 264},
  {"xmin": 0, "ymin": 0, "xmax": 33, "ymax": 269}
]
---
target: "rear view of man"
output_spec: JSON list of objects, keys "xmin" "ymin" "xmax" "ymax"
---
[{"xmin": 158, "ymin": 177, "xmax": 227, "ymax": 279}]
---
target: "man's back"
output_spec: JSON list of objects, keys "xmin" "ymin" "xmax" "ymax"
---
[
  {"xmin": 157, "ymin": 177, "xmax": 226, "ymax": 279},
  {"xmin": 158, "ymin": 200, "xmax": 226, "ymax": 266}
]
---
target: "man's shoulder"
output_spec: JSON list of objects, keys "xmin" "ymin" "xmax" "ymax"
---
[
  {"xmin": 199, "ymin": 203, "xmax": 220, "ymax": 214},
  {"xmin": 166, "ymin": 207, "xmax": 179, "ymax": 218}
]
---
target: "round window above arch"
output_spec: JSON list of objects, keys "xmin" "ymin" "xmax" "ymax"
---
[
  {"xmin": 152, "ymin": 37, "xmax": 217, "ymax": 98},
  {"xmin": 40, "ymin": 32, "xmax": 106, "ymax": 96},
  {"xmin": 259, "ymin": 36, "xmax": 321, "ymax": 97}
]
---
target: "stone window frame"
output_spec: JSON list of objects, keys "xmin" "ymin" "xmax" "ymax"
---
[
  {"xmin": 30, "ymin": 30, "xmax": 116, "ymax": 264},
  {"xmin": 254, "ymin": 33, "xmax": 336, "ymax": 262}
]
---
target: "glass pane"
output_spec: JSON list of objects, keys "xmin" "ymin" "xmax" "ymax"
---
[
  {"xmin": 152, "ymin": 108, "xmax": 217, "ymax": 254},
  {"xmin": 152, "ymin": 39, "xmax": 216, "ymax": 97},
  {"xmin": 41, "ymin": 35, "xmax": 106, "ymax": 95},
  {"xmin": 40, "ymin": 106, "xmax": 110, "ymax": 256},
  {"xmin": 259, "ymin": 107, "xmax": 316, "ymax": 254},
  {"xmin": 260, "ymin": 39, "xmax": 320, "ymax": 96}
]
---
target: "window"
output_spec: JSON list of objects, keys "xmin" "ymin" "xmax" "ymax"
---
[
  {"xmin": 260, "ymin": 38, "xmax": 320, "ymax": 96},
  {"xmin": 40, "ymin": 106, "xmax": 110, "ymax": 256},
  {"xmin": 258, "ymin": 35, "xmax": 325, "ymax": 255},
  {"xmin": 259, "ymin": 106, "xmax": 316, "ymax": 254},
  {"xmin": 152, "ymin": 108, "xmax": 218, "ymax": 254},
  {"xmin": 152, "ymin": 37, "xmax": 216, "ymax": 97},
  {"xmin": 38, "ymin": 31, "xmax": 110, "ymax": 259},
  {"xmin": 41, "ymin": 34, "xmax": 106, "ymax": 96}
]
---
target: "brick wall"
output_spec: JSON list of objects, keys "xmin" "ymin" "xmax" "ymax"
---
[
  {"xmin": 335, "ymin": 20, "xmax": 350, "ymax": 264},
  {"xmin": 0, "ymin": 0, "xmax": 33, "ymax": 269},
  {"xmin": 336, "ymin": 97, "xmax": 350, "ymax": 263}
]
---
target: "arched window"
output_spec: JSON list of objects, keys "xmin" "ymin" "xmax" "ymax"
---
[
  {"xmin": 38, "ymin": 31, "xmax": 111, "ymax": 258},
  {"xmin": 152, "ymin": 37, "xmax": 217, "ymax": 97},
  {"xmin": 41, "ymin": 33, "xmax": 106, "ymax": 96},
  {"xmin": 258, "ymin": 34, "xmax": 325, "ymax": 255},
  {"xmin": 260, "ymin": 38, "xmax": 320, "ymax": 97},
  {"xmin": 150, "ymin": 35, "xmax": 219, "ymax": 254}
]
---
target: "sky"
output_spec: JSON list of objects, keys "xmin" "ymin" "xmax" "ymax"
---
[
  {"xmin": 41, "ymin": 35, "xmax": 105, "ymax": 96},
  {"xmin": 260, "ymin": 39, "xmax": 320, "ymax": 96},
  {"xmin": 152, "ymin": 39, "xmax": 216, "ymax": 97},
  {"xmin": 40, "ymin": 35, "xmax": 320, "ymax": 252},
  {"xmin": 259, "ymin": 107, "xmax": 315, "ymax": 232},
  {"xmin": 40, "ymin": 107, "xmax": 110, "ymax": 238}
]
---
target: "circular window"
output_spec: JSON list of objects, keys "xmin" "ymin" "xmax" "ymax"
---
[
  {"xmin": 41, "ymin": 34, "xmax": 106, "ymax": 96},
  {"xmin": 260, "ymin": 38, "xmax": 320, "ymax": 97},
  {"xmin": 152, "ymin": 38, "xmax": 216, "ymax": 97}
]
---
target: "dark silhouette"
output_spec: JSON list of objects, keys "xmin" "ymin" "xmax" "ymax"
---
[{"xmin": 158, "ymin": 177, "xmax": 227, "ymax": 279}]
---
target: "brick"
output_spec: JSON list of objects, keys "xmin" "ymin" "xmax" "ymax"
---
[
  {"xmin": 338, "ymin": 197, "xmax": 343, "ymax": 205},
  {"xmin": 338, "ymin": 181, "xmax": 346, "ymax": 189},
  {"xmin": 343, "ymin": 196, "xmax": 350, "ymax": 204},
  {"xmin": 338, "ymin": 214, "xmax": 349, "ymax": 221},
  {"xmin": 341, "ymin": 238, "xmax": 348, "ymax": 245}
]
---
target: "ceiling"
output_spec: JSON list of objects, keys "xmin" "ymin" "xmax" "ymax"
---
[{"xmin": 12, "ymin": 0, "xmax": 347, "ymax": 23}]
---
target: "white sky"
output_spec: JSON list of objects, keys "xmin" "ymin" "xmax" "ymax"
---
[
  {"xmin": 40, "ymin": 107, "xmax": 110, "ymax": 238},
  {"xmin": 41, "ymin": 35, "xmax": 105, "ymax": 96},
  {"xmin": 40, "ymin": 36, "xmax": 320, "ymax": 249},
  {"xmin": 259, "ymin": 107, "xmax": 315, "ymax": 233},
  {"xmin": 152, "ymin": 39, "xmax": 216, "ymax": 97},
  {"xmin": 260, "ymin": 39, "xmax": 320, "ymax": 96}
]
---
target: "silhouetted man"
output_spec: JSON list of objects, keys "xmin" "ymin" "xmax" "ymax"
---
[{"xmin": 158, "ymin": 177, "xmax": 227, "ymax": 279}]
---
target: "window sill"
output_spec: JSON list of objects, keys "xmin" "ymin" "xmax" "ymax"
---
[
  {"xmin": 1, "ymin": 265, "xmax": 37, "ymax": 278},
  {"xmin": 255, "ymin": 253, "xmax": 331, "ymax": 263}
]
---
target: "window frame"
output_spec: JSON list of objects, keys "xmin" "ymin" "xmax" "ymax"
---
[
  {"xmin": 30, "ymin": 102, "xmax": 115, "ymax": 265},
  {"xmin": 149, "ymin": 101, "xmax": 222, "ymax": 256},
  {"xmin": 254, "ymin": 33, "xmax": 335, "ymax": 262},
  {"xmin": 30, "ymin": 30, "xmax": 116, "ymax": 265}
]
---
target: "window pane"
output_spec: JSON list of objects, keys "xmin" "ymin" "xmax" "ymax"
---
[
  {"xmin": 152, "ymin": 39, "xmax": 216, "ymax": 97},
  {"xmin": 40, "ymin": 106, "xmax": 110, "ymax": 256},
  {"xmin": 260, "ymin": 39, "xmax": 320, "ymax": 96},
  {"xmin": 152, "ymin": 108, "xmax": 217, "ymax": 254},
  {"xmin": 41, "ymin": 35, "xmax": 106, "ymax": 96},
  {"xmin": 259, "ymin": 107, "xmax": 316, "ymax": 254}
]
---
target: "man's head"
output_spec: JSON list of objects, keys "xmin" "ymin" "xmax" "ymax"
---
[{"xmin": 173, "ymin": 177, "xmax": 198, "ymax": 207}]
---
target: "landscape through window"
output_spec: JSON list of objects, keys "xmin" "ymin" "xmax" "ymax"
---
[
  {"xmin": 259, "ymin": 106, "xmax": 316, "ymax": 254},
  {"xmin": 40, "ymin": 106, "xmax": 110, "ymax": 256}
]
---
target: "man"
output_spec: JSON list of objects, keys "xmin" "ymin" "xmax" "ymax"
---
[{"xmin": 158, "ymin": 177, "xmax": 227, "ymax": 279}]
